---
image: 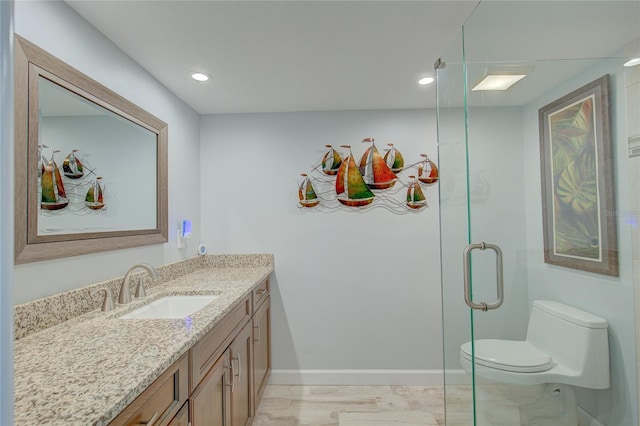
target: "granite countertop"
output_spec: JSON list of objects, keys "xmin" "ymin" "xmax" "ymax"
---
[{"xmin": 13, "ymin": 264, "xmax": 273, "ymax": 425}]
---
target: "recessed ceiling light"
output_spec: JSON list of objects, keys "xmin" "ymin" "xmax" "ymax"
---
[
  {"xmin": 624, "ymin": 57, "xmax": 640, "ymax": 67},
  {"xmin": 418, "ymin": 76, "xmax": 434, "ymax": 86},
  {"xmin": 472, "ymin": 74, "xmax": 526, "ymax": 91},
  {"xmin": 191, "ymin": 72, "xmax": 210, "ymax": 82}
]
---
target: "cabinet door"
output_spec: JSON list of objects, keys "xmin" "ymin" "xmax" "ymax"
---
[
  {"xmin": 191, "ymin": 350, "xmax": 230, "ymax": 426},
  {"xmin": 229, "ymin": 321, "xmax": 253, "ymax": 426},
  {"xmin": 253, "ymin": 296, "xmax": 271, "ymax": 407}
]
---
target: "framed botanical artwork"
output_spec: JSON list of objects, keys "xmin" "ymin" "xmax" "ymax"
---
[{"xmin": 539, "ymin": 74, "xmax": 618, "ymax": 276}]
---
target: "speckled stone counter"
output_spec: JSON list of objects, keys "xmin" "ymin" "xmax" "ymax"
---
[{"xmin": 14, "ymin": 255, "xmax": 273, "ymax": 425}]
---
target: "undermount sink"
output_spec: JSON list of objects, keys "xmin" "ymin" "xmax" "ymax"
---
[{"xmin": 119, "ymin": 295, "xmax": 219, "ymax": 319}]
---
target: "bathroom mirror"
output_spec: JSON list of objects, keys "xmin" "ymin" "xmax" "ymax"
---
[{"xmin": 14, "ymin": 35, "xmax": 168, "ymax": 264}]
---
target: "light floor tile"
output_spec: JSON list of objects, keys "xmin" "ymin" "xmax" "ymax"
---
[
  {"xmin": 255, "ymin": 385, "xmax": 449, "ymax": 426},
  {"xmin": 339, "ymin": 411, "xmax": 439, "ymax": 426}
]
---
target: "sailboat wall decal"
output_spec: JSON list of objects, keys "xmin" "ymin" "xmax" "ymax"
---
[
  {"xmin": 298, "ymin": 174, "xmax": 320, "ymax": 207},
  {"xmin": 41, "ymin": 150, "xmax": 69, "ymax": 211},
  {"xmin": 63, "ymin": 149, "xmax": 84, "ymax": 179},
  {"xmin": 358, "ymin": 138, "xmax": 397, "ymax": 190},
  {"xmin": 384, "ymin": 143, "xmax": 405, "ymax": 173},
  {"xmin": 85, "ymin": 176, "xmax": 105, "ymax": 210},
  {"xmin": 321, "ymin": 145, "xmax": 342, "ymax": 175},
  {"xmin": 296, "ymin": 138, "xmax": 438, "ymax": 214},
  {"xmin": 406, "ymin": 175, "xmax": 427, "ymax": 210},
  {"xmin": 336, "ymin": 145, "xmax": 375, "ymax": 207},
  {"xmin": 418, "ymin": 154, "xmax": 439, "ymax": 184}
]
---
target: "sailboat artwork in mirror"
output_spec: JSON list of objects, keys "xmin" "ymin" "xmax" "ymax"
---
[
  {"xmin": 40, "ymin": 150, "xmax": 69, "ymax": 211},
  {"xmin": 63, "ymin": 149, "xmax": 84, "ymax": 179},
  {"xmin": 39, "ymin": 146, "xmax": 108, "ymax": 213},
  {"xmin": 296, "ymin": 138, "xmax": 438, "ymax": 214},
  {"xmin": 86, "ymin": 177, "xmax": 105, "ymax": 210}
]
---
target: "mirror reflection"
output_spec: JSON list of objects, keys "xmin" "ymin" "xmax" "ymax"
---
[{"xmin": 37, "ymin": 77, "xmax": 157, "ymax": 236}]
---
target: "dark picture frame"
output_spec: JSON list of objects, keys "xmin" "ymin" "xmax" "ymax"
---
[{"xmin": 539, "ymin": 74, "xmax": 618, "ymax": 276}]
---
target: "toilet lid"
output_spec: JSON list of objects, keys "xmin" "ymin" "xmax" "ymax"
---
[{"xmin": 460, "ymin": 339, "xmax": 555, "ymax": 373}]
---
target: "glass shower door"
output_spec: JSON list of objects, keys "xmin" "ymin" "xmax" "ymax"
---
[
  {"xmin": 437, "ymin": 2, "xmax": 640, "ymax": 425},
  {"xmin": 437, "ymin": 53, "xmax": 531, "ymax": 426}
]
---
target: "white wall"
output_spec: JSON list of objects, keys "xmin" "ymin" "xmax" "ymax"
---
[
  {"xmin": 0, "ymin": 0, "xmax": 14, "ymax": 422},
  {"xmin": 200, "ymin": 110, "xmax": 443, "ymax": 383},
  {"xmin": 13, "ymin": 1, "xmax": 202, "ymax": 304},
  {"xmin": 522, "ymin": 60, "xmax": 638, "ymax": 426}
]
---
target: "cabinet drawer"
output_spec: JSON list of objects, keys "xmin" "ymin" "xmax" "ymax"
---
[
  {"xmin": 252, "ymin": 279, "xmax": 269, "ymax": 313},
  {"xmin": 191, "ymin": 295, "xmax": 251, "ymax": 391},
  {"xmin": 109, "ymin": 354, "xmax": 189, "ymax": 426}
]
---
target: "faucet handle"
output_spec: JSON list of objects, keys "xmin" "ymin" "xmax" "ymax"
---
[
  {"xmin": 135, "ymin": 277, "xmax": 148, "ymax": 299},
  {"xmin": 92, "ymin": 288, "xmax": 115, "ymax": 312}
]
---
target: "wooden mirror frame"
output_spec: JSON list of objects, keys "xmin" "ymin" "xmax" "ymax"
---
[{"xmin": 14, "ymin": 35, "xmax": 168, "ymax": 264}]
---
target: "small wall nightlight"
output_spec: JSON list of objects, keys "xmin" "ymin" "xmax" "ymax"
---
[{"xmin": 177, "ymin": 219, "xmax": 192, "ymax": 248}]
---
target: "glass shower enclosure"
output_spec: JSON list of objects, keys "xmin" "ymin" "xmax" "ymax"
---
[{"xmin": 437, "ymin": 2, "xmax": 640, "ymax": 425}]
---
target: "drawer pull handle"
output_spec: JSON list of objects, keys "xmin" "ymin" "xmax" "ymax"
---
[
  {"xmin": 229, "ymin": 354, "xmax": 241, "ymax": 392},
  {"xmin": 134, "ymin": 411, "xmax": 159, "ymax": 426},
  {"xmin": 254, "ymin": 323, "xmax": 261, "ymax": 344},
  {"xmin": 235, "ymin": 351, "xmax": 242, "ymax": 381},
  {"xmin": 226, "ymin": 362, "xmax": 235, "ymax": 392},
  {"xmin": 257, "ymin": 288, "xmax": 267, "ymax": 296}
]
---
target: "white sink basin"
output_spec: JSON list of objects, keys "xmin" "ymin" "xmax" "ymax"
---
[{"xmin": 119, "ymin": 295, "xmax": 218, "ymax": 319}]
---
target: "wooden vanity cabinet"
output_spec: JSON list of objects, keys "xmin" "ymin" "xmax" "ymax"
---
[
  {"xmin": 113, "ymin": 277, "xmax": 271, "ymax": 426},
  {"xmin": 109, "ymin": 354, "xmax": 189, "ymax": 426},
  {"xmin": 191, "ymin": 320, "xmax": 254, "ymax": 426},
  {"xmin": 191, "ymin": 296, "xmax": 251, "ymax": 389}
]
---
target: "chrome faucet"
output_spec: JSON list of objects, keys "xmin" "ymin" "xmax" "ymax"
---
[{"xmin": 119, "ymin": 263, "xmax": 158, "ymax": 304}]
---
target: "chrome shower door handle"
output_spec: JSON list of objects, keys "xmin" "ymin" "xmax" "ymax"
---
[{"xmin": 463, "ymin": 242, "xmax": 504, "ymax": 311}]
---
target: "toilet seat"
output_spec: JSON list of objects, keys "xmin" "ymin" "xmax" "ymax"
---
[{"xmin": 460, "ymin": 339, "xmax": 555, "ymax": 373}]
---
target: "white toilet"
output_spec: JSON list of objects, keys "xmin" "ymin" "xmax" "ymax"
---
[{"xmin": 460, "ymin": 300, "xmax": 610, "ymax": 426}]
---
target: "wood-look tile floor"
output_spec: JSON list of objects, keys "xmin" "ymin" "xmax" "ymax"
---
[{"xmin": 253, "ymin": 385, "xmax": 463, "ymax": 426}]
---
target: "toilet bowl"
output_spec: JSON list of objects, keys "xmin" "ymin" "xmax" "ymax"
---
[{"xmin": 460, "ymin": 300, "xmax": 609, "ymax": 425}]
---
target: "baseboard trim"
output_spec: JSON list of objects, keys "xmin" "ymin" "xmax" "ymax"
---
[
  {"xmin": 269, "ymin": 369, "xmax": 445, "ymax": 386},
  {"xmin": 577, "ymin": 407, "xmax": 605, "ymax": 426},
  {"xmin": 443, "ymin": 369, "xmax": 472, "ymax": 385}
]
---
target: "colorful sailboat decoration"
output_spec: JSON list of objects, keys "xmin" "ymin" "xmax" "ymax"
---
[
  {"xmin": 85, "ymin": 176, "xmax": 105, "ymax": 210},
  {"xmin": 41, "ymin": 150, "xmax": 69, "ymax": 211},
  {"xmin": 321, "ymin": 145, "xmax": 343, "ymax": 175},
  {"xmin": 62, "ymin": 149, "xmax": 84, "ymax": 179},
  {"xmin": 37, "ymin": 144, "xmax": 48, "ymax": 178},
  {"xmin": 417, "ymin": 154, "xmax": 439, "ymax": 184},
  {"xmin": 383, "ymin": 143, "xmax": 405, "ymax": 173},
  {"xmin": 336, "ymin": 145, "xmax": 375, "ymax": 207},
  {"xmin": 298, "ymin": 173, "xmax": 320, "ymax": 208},
  {"xmin": 358, "ymin": 138, "xmax": 397, "ymax": 190},
  {"xmin": 406, "ymin": 175, "xmax": 427, "ymax": 210}
]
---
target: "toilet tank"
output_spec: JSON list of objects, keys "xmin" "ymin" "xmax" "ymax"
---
[{"xmin": 526, "ymin": 300, "xmax": 609, "ymax": 389}]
